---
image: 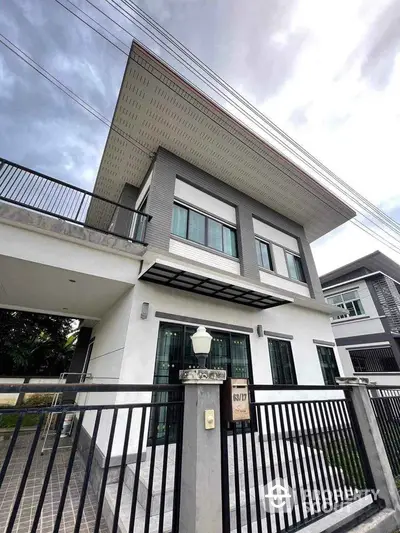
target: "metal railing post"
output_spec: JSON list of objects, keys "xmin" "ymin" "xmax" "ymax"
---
[{"xmin": 337, "ymin": 376, "xmax": 400, "ymax": 520}]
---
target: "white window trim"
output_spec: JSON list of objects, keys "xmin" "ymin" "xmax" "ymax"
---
[{"xmin": 326, "ymin": 289, "xmax": 365, "ymax": 320}]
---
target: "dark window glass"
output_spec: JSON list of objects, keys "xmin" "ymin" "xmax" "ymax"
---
[
  {"xmin": 268, "ymin": 338, "xmax": 297, "ymax": 385},
  {"xmin": 151, "ymin": 323, "xmax": 252, "ymax": 443},
  {"xmin": 171, "ymin": 204, "xmax": 188, "ymax": 238},
  {"xmin": 317, "ymin": 346, "xmax": 340, "ymax": 385},
  {"xmin": 171, "ymin": 203, "xmax": 238, "ymax": 257},
  {"xmin": 349, "ymin": 347, "xmax": 399, "ymax": 373},
  {"xmin": 256, "ymin": 240, "xmax": 273, "ymax": 270},
  {"xmin": 188, "ymin": 210, "xmax": 206, "ymax": 244},
  {"xmin": 208, "ymin": 218, "xmax": 223, "ymax": 251},
  {"xmin": 223, "ymin": 226, "xmax": 237, "ymax": 257},
  {"xmin": 286, "ymin": 252, "xmax": 306, "ymax": 283}
]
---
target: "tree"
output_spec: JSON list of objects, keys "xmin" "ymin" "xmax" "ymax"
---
[{"xmin": 0, "ymin": 310, "xmax": 77, "ymax": 376}]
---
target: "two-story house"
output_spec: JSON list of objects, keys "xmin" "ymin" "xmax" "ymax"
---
[
  {"xmin": 0, "ymin": 40, "xmax": 356, "ymax": 453},
  {"xmin": 77, "ymin": 40, "xmax": 357, "ymax": 433},
  {"xmin": 321, "ymin": 251, "xmax": 400, "ymax": 385}
]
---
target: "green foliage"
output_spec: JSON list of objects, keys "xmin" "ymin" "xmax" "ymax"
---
[
  {"xmin": 0, "ymin": 310, "xmax": 77, "ymax": 376},
  {"xmin": 22, "ymin": 394, "xmax": 55, "ymax": 407},
  {"xmin": 0, "ymin": 412, "xmax": 41, "ymax": 428}
]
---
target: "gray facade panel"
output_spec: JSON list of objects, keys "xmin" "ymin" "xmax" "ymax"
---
[
  {"xmin": 146, "ymin": 148, "xmax": 324, "ymax": 301},
  {"xmin": 154, "ymin": 312, "xmax": 254, "ymax": 333},
  {"xmin": 112, "ymin": 183, "xmax": 139, "ymax": 237},
  {"xmin": 335, "ymin": 332, "xmax": 393, "ymax": 346}
]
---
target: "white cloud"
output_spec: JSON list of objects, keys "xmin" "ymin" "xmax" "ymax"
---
[{"xmin": 234, "ymin": 0, "xmax": 400, "ymax": 272}]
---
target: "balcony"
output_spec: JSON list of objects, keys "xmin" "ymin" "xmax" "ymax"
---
[{"xmin": 0, "ymin": 158, "xmax": 150, "ymax": 244}]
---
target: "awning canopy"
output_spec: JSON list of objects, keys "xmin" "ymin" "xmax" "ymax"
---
[{"xmin": 139, "ymin": 260, "xmax": 292, "ymax": 310}]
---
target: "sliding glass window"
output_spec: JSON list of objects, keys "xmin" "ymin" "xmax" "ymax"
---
[
  {"xmin": 171, "ymin": 203, "xmax": 238, "ymax": 258},
  {"xmin": 256, "ymin": 239, "xmax": 273, "ymax": 270},
  {"xmin": 286, "ymin": 252, "xmax": 306, "ymax": 283}
]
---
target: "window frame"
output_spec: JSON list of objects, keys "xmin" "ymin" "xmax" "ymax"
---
[
  {"xmin": 316, "ymin": 345, "xmax": 340, "ymax": 385},
  {"xmin": 326, "ymin": 289, "xmax": 365, "ymax": 320},
  {"xmin": 285, "ymin": 251, "xmax": 306, "ymax": 283},
  {"xmin": 171, "ymin": 202, "xmax": 238, "ymax": 258},
  {"xmin": 255, "ymin": 238, "xmax": 274, "ymax": 271},
  {"xmin": 267, "ymin": 337, "xmax": 298, "ymax": 385}
]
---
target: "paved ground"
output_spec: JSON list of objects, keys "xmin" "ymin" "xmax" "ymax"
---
[{"xmin": 0, "ymin": 430, "xmax": 108, "ymax": 533}]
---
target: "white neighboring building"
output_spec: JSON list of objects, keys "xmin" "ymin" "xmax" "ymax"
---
[
  {"xmin": 321, "ymin": 251, "xmax": 400, "ymax": 386},
  {"xmin": 0, "ymin": 41, "xmax": 356, "ymax": 453}
]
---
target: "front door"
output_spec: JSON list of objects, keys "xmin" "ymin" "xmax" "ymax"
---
[{"xmin": 149, "ymin": 322, "xmax": 253, "ymax": 444}]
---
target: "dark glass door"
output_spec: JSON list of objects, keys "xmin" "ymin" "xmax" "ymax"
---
[{"xmin": 149, "ymin": 323, "xmax": 253, "ymax": 444}]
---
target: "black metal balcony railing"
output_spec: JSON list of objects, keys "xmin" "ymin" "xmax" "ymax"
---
[{"xmin": 0, "ymin": 157, "xmax": 151, "ymax": 244}]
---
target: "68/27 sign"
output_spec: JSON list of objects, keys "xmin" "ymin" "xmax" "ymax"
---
[{"xmin": 223, "ymin": 378, "xmax": 250, "ymax": 422}]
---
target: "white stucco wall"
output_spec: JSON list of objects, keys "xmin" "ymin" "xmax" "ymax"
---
[
  {"xmin": 259, "ymin": 270, "xmax": 310, "ymax": 297},
  {"xmin": 118, "ymin": 281, "xmax": 341, "ymax": 402},
  {"xmin": 169, "ymin": 238, "xmax": 241, "ymax": 275},
  {"xmin": 325, "ymin": 280, "xmax": 383, "ymax": 337},
  {"xmin": 84, "ymin": 281, "xmax": 343, "ymax": 457},
  {"xmin": 81, "ymin": 287, "xmax": 136, "ymax": 456},
  {"xmin": 0, "ymin": 222, "xmax": 141, "ymax": 285},
  {"xmin": 332, "ymin": 316, "xmax": 385, "ymax": 338}
]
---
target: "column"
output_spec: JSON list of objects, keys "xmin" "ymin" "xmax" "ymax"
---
[{"xmin": 179, "ymin": 368, "xmax": 226, "ymax": 533}]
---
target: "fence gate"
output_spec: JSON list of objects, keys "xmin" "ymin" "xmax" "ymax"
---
[
  {"xmin": 0, "ymin": 382, "xmax": 184, "ymax": 533},
  {"xmin": 220, "ymin": 384, "xmax": 382, "ymax": 533}
]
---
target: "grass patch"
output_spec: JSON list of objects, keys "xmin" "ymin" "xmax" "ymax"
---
[{"xmin": 0, "ymin": 413, "xmax": 41, "ymax": 428}]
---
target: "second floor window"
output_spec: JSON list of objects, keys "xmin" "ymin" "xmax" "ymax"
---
[
  {"xmin": 317, "ymin": 346, "xmax": 340, "ymax": 385},
  {"xmin": 256, "ymin": 239, "xmax": 273, "ymax": 270},
  {"xmin": 286, "ymin": 252, "xmax": 306, "ymax": 283},
  {"xmin": 171, "ymin": 203, "xmax": 238, "ymax": 258},
  {"xmin": 326, "ymin": 290, "xmax": 365, "ymax": 319},
  {"xmin": 268, "ymin": 338, "xmax": 297, "ymax": 385}
]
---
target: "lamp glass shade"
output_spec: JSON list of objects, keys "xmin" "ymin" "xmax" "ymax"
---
[{"xmin": 191, "ymin": 326, "xmax": 212, "ymax": 354}]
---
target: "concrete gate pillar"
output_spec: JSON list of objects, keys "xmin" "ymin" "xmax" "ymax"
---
[{"xmin": 179, "ymin": 368, "xmax": 226, "ymax": 533}]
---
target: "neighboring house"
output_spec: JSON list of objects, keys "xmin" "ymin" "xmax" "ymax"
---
[
  {"xmin": 0, "ymin": 41, "xmax": 356, "ymax": 451},
  {"xmin": 321, "ymin": 251, "xmax": 400, "ymax": 385}
]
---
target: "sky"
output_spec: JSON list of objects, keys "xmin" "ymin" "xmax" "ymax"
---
[{"xmin": 1, "ymin": 0, "xmax": 400, "ymax": 275}]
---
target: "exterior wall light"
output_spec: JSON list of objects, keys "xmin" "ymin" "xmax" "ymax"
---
[{"xmin": 191, "ymin": 326, "xmax": 213, "ymax": 368}]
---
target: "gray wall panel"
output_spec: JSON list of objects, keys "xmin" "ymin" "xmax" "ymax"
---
[{"xmin": 145, "ymin": 148, "xmax": 324, "ymax": 301}]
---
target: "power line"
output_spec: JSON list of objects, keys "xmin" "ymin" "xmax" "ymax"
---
[
  {"xmin": 80, "ymin": 0, "xmax": 400, "ymax": 249},
  {"xmin": 0, "ymin": 33, "xmax": 153, "ymax": 159},
  {"xmin": 54, "ymin": 0, "xmax": 400, "ymax": 255},
  {"xmin": 4, "ymin": 0, "xmax": 399, "ymax": 255},
  {"xmin": 118, "ymin": 0, "xmax": 400, "ymax": 236}
]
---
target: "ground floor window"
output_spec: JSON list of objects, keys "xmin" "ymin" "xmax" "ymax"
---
[
  {"xmin": 150, "ymin": 323, "xmax": 252, "ymax": 443},
  {"xmin": 349, "ymin": 347, "xmax": 399, "ymax": 372},
  {"xmin": 268, "ymin": 338, "xmax": 297, "ymax": 385},
  {"xmin": 317, "ymin": 345, "xmax": 340, "ymax": 385}
]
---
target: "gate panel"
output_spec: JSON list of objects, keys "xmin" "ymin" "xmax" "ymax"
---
[
  {"xmin": 221, "ymin": 385, "xmax": 380, "ymax": 533},
  {"xmin": 0, "ymin": 382, "xmax": 184, "ymax": 533}
]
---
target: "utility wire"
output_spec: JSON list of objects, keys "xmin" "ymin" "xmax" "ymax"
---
[
  {"xmin": 78, "ymin": 0, "xmax": 400, "ymax": 248},
  {"xmin": 5, "ymin": 0, "xmax": 399, "ymax": 254},
  {"xmin": 118, "ymin": 0, "xmax": 400, "ymax": 235},
  {"xmin": 0, "ymin": 34, "xmax": 153, "ymax": 158},
  {"xmin": 106, "ymin": 0, "xmax": 400, "ymax": 242},
  {"xmin": 55, "ymin": 0, "xmax": 400, "ymax": 254}
]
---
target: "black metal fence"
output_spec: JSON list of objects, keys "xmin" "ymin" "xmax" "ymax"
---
[
  {"xmin": 0, "ymin": 158, "xmax": 150, "ymax": 243},
  {"xmin": 221, "ymin": 385, "xmax": 380, "ymax": 533},
  {"xmin": 0, "ymin": 382, "xmax": 184, "ymax": 533},
  {"xmin": 369, "ymin": 386, "xmax": 400, "ymax": 483}
]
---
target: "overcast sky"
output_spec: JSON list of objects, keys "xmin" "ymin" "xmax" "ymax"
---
[{"xmin": 1, "ymin": 0, "xmax": 400, "ymax": 275}]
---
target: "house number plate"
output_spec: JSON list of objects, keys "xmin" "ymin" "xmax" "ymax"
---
[{"xmin": 231, "ymin": 378, "xmax": 250, "ymax": 421}]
